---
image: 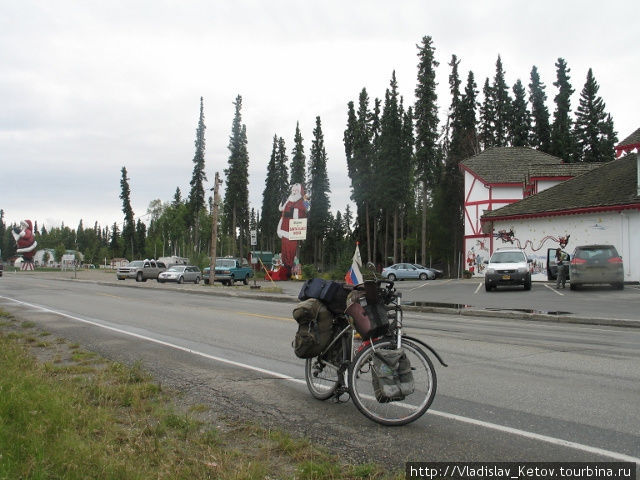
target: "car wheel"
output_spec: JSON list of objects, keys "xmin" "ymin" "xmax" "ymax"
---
[
  {"xmin": 178, "ymin": 276, "xmax": 184, "ymax": 284},
  {"xmin": 614, "ymin": 282, "xmax": 624, "ymax": 290},
  {"xmin": 136, "ymin": 272, "xmax": 143, "ymax": 282},
  {"xmin": 388, "ymin": 274, "xmax": 397, "ymax": 281},
  {"xmin": 419, "ymin": 273, "xmax": 427, "ymax": 281},
  {"xmin": 485, "ymin": 282, "xmax": 492, "ymax": 292},
  {"xmin": 524, "ymin": 279, "xmax": 531, "ymax": 291},
  {"xmin": 204, "ymin": 279, "xmax": 209, "ymax": 285},
  {"xmin": 195, "ymin": 276, "xmax": 200, "ymax": 284},
  {"xmin": 570, "ymin": 283, "xmax": 578, "ymax": 291},
  {"xmin": 243, "ymin": 275, "xmax": 249, "ymax": 285}
]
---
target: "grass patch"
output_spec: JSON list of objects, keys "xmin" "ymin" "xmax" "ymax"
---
[{"xmin": 0, "ymin": 310, "xmax": 397, "ymax": 479}]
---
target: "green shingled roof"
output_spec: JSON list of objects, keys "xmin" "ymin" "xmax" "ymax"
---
[
  {"xmin": 482, "ymin": 153, "xmax": 640, "ymax": 220},
  {"xmin": 619, "ymin": 127, "xmax": 640, "ymax": 147},
  {"xmin": 460, "ymin": 147, "xmax": 562, "ymax": 184},
  {"xmin": 526, "ymin": 163, "xmax": 602, "ymax": 181}
]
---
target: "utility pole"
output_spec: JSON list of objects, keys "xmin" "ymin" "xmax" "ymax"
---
[{"xmin": 209, "ymin": 172, "xmax": 223, "ymax": 286}]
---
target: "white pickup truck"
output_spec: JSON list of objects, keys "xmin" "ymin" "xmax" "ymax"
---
[{"xmin": 117, "ymin": 259, "xmax": 167, "ymax": 282}]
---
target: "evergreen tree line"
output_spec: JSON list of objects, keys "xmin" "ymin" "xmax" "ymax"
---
[
  {"xmin": 1, "ymin": 37, "xmax": 619, "ymax": 278},
  {"xmin": 344, "ymin": 36, "xmax": 618, "ymax": 274}
]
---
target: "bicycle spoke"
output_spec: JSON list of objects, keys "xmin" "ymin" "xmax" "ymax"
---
[{"xmin": 349, "ymin": 339, "xmax": 437, "ymax": 426}]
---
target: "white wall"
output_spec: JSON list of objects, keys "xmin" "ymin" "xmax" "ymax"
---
[
  {"xmin": 491, "ymin": 185, "xmax": 522, "ymax": 200},
  {"xmin": 489, "ymin": 210, "xmax": 639, "ymax": 282},
  {"xmin": 465, "ymin": 171, "xmax": 487, "ymax": 204},
  {"xmin": 536, "ymin": 180, "xmax": 561, "ymax": 193}
]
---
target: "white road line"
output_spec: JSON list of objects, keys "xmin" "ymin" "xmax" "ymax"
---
[
  {"xmin": 544, "ymin": 283, "xmax": 565, "ymax": 296},
  {"xmin": 474, "ymin": 282, "xmax": 483, "ymax": 294},
  {"xmin": 408, "ymin": 282, "xmax": 430, "ymax": 292},
  {"xmin": 1, "ymin": 294, "xmax": 638, "ymax": 464}
]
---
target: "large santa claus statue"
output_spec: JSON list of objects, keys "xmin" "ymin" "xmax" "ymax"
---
[
  {"xmin": 12, "ymin": 219, "xmax": 38, "ymax": 270},
  {"xmin": 275, "ymin": 183, "xmax": 308, "ymax": 279}
]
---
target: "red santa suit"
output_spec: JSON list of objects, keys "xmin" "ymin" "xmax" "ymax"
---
[
  {"xmin": 277, "ymin": 184, "xmax": 307, "ymax": 274},
  {"xmin": 13, "ymin": 219, "xmax": 38, "ymax": 260}
]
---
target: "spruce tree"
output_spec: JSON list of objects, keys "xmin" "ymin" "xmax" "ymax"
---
[
  {"xmin": 290, "ymin": 122, "xmax": 306, "ymax": 186},
  {"xmin": 0, "ymin": 209, "xmax": 5, "ymax": 260},
  {"xmin": 307, "ymin": 116, "xmax": 331, "ymax": 267},
  {"xmin": 119, "ymin": 166, "xmax": 135, "ymax": 258},
  {"xmin": 550, "ymin": 58, "xmax": 575, "ymax": 162},
  {"xmin": 223, "ymin": 95, "xmax": 250, "ymax": 259},
  {"xmin": 573, "ymin": 68, "xmax": 617, "ymax": 162},
  {"xmin": 460, "ymin": 71, "xmax": 480, "ymax": 157},
  {"xmin": 378, "ymin": 71, "xmax": 406, "ymax": 263},
  {"xmin": 510, "ymin": 79, "xmax": 531, "ymax": 147},
  {"xmin": 479, "ymin": 78, "xmax": 495, "ymax": 149},
  {"xmin": 260, "ymin": 136, "xmax": 281, "ymax": 251},
  {"xmin": 414, "ymin": 36, "xmax": 439, "ymax": 265},
  {"xmin": 135, "ymin": 218, "xmax": 146, "ymax": 257},
  {"xmin": 344, "ymin": 88, "xmax": 375, "ymax": 261},
  {"xmin": 276, "ymin": 137, "xmax": 290, "ymax": 203},
  {"xmin": 492, "ymin": 56, "xmax": 512, "ymax": 146},
  {"xmin": 529, "ymin": 66, "xmax": 551, "ymax": 152},
  {"xmin": 187, "ymin": 97, "xmax": 207, "ymax": 250}
]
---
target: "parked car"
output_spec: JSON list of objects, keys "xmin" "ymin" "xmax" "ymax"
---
[
  {"xmin": 157, "ymin": 265, "xmax": 201, "ymax": 284},
  {"xmin": 116, "ymin": 259, "xmax": 167, "ymax": 282},
  {"xmin": 484, "ymin": 248, "xmax": 532, "ymax": 291},
  {"xmin": 381, "ymin": 263, "xmax": 434, "ymax": 281},
  {"xmin": 203, "ymin": 257, "xmax": 253, "ymax": 286},
  {"xmin": 569, "ymin": 245, "xmax": 624, "ymax": 290},
  {"xmin": 412, "ymin": 264, "xmax": 442, "ymax": 279}
]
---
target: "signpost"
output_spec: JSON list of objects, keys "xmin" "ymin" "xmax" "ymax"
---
[{"xmin": 209, "ymin": 172, "xmax": 223, "ymax": 286}]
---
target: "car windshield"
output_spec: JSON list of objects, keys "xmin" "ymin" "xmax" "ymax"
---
[
  {"xmin": 575, "ymin": 246, "xmax": 618, "ymax": 260},
  {"xmin": 129, "ymin": 261, "xmax": 144, "ymax": 267},
  {"xmin": 167, "ymin": 266, "xmax": 185, "ymax": 272},
  {"xmin": 216, "ymin": 259, "xmax": 236, "ymax": 268},
  {"xmin": 490, "ymin": 252, "xmax": 525, "ymax": 263}
]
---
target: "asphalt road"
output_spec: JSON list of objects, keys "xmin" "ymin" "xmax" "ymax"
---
[{"xmin": 1, "ymin": 273, "xmax": 639, "ymax": 469}]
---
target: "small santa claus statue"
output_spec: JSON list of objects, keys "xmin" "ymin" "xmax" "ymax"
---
[
  {"xmin": 276, "ymin": 183, "xmax": 308, "ymax": 276},
  {"xmin": 12, "ymin": 219, "xmax": 38, "ymax": 264}
]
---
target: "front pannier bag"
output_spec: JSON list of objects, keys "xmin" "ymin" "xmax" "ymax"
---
[
  {"xmin": 371, "ymin": 348, "xmax": 415, "ymax": 402},
  {"xmin": 344, "ymin": 289, "xmax": 389, "ymax": 340},
  {"xmin": 292, "ymin": 298, "xmax": 334, "ymax": 358}
]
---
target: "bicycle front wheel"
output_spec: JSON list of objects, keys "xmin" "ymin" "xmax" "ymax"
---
[
  {"xmin": 348, "ymin": 338, "xmax": 437, "ymax": 426},
  {"xmin": 305, "ymin": 334, "xmax": 349, "ymax": 400}
]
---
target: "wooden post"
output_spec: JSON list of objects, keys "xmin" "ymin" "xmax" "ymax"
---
[{"xmin": 209, "ymin": 172, "xmax": 222, "ymax": 286}]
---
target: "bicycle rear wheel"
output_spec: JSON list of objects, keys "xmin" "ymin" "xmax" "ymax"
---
[
  {"xmin": 348, "ymin": 338, "xmax": 436, "ymax": 426},
  {"xmin": 305, "ymin": 334, "xmax": 349, "ymax": 400}
]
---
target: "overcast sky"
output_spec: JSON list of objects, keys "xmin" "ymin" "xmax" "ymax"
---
[{"xmin": 2, "ymin": 0, "xmax": 638, "ymax": 232}]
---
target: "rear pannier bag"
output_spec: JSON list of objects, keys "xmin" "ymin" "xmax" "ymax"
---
[
  {"xmin": 292, "ymin": 298, "xmax": 334, "ymax": 358},
  {"xmin": 344, "ymin": 290, "xmax": 389, "ymax": 340},
  {"xmin": 298, "ymin": 278, "xmax": 350, "ymax": 315},
  {"xmin": 371, "ymin": 347, "xmax": 415, "ymax": 403}
]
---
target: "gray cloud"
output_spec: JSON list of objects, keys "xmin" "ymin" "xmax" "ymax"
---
[{"xmin": 1, "ymin": 0, "xmax": 637, "ymax": 230}]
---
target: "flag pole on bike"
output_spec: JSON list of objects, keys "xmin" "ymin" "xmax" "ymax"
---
[{"xmin": 345, "ymin": 242, "xmax": 364, "ymax": 286}]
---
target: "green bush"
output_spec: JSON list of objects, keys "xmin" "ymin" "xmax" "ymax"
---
[{"xmin": 301, "ymin": 264, "xmax": 317, "ymax": 280}]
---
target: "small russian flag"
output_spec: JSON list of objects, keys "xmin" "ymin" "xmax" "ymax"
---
[{"xmin": 344, "ymin": 243, "xmax": 364, "ymax": 285}]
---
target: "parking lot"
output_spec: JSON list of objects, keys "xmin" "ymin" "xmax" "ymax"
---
[{"xmin": 389, "ymin": 277, "xmax": 640, "ymax": 322}]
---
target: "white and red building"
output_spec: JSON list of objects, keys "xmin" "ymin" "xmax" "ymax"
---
[
  {"xmin": 459, "ymin": 147, "xmax": 599, "ymax": 274},
  {"xmin": 466, "ymin": 129, "xmax": 640, "ymax": 283}
]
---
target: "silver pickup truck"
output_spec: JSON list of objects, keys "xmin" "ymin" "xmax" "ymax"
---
[{"xmin": 117, "ymin": 259, "xmax": 167, "ymax": 282}]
